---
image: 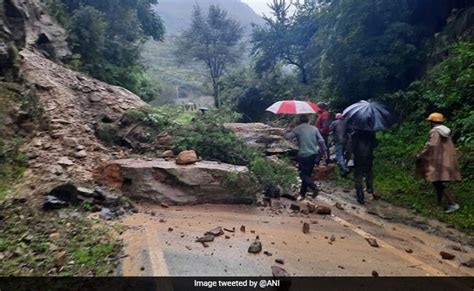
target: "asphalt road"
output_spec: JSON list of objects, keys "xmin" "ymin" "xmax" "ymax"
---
[{"xmin": 118, "ymin": 190, "xmax": 473, "ymax": 277}]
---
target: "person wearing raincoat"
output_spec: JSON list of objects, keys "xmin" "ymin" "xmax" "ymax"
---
[{"xmin": 416, "ymin": 113, "xmax": 461, "ymax": 213}]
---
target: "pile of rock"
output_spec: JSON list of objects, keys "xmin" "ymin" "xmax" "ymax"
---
[
  {"xmin": 42, "ymin": 183, "xmax": 136, "ymax": 219},
  {"xmin": 15, "ymin": 49, "xmax": 146, "ymax": 199}
]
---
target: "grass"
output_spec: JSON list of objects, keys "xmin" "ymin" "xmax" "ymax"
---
[
  {"xmin": 373, "ymin": 124, "xmax": 474, "ymax": 231},
  {"xmin": 375, "ymin": 164, "xmax": 474, "ymax": 231},
  {"xmin": 0, "ymin": 199, "xmax": 122, "ymax": 276}
]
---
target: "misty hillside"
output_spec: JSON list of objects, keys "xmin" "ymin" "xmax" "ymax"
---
[{"xmin": 154, "ymin": 0, "xmax": 265, "ymax": 35}]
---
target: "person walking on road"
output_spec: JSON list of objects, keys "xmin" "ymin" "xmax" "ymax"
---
[
  {"xmin": 315, "ymin": 102, "xmax": 331, "ymax": 159},
  {"xmin": 416, "ymin": 113, "xmax": 461, "ymax": 213},
  {"xmin": 286, "ymin": 115, "xmax": 328, "ymax": 200},
  {"xmin": 330, "ymin": 113, "xmax": 350, "ymax": 176},
  {"xmin": 350, "ymin": 129, "xmax": 378, "ymax": 204}
]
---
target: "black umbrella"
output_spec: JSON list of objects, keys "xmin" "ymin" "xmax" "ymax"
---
[{"xmin": 342, "ymin": 100, "xmax": 395, "ymax": 131}]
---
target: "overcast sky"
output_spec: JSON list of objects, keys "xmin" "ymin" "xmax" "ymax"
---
[{"xmin": 242, "ymin": 0, "xmax": 274, "ymax": 16}]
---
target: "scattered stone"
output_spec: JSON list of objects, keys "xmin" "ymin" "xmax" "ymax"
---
[
  {"xmin": 449, "ymin": 245, "xmax": 468, "ymax": 253},
  {"xmin": 405, "ymin": 249, "xmax": 413, "ymax": 254},
  {"xmin": 224, "ymin": 227, "xmax": 235, "ymax": 233},
  {"xmin": 330, "ymin": 235, "xmax": 336, "ymax": 242},
  {"xmin": 365, "ymin": 238, "xmax": 379, "ymax": 248},
  {"xmin": 225, "ymin": 235, "xmax": 230, "ymax": 239},
  {"xmin": 307, "ymin": 203, "xmax": 316, "ymax": 213},
  {"xmin": 76, "ymin": 187, "xmax": 96, "ymax": 198},
  {"xmin": 338, "ymin": 265, "xmax": 345, "ymax": 269},
  {"xmin": 150, "ymin": 211, "xmax": 156, "ymax": 216},
  {"xmin": 372, "ymin": 270, "xmax": 379, "ymax": 277},
  {"xmin": 248, "ymin": 240, "xmax": 262, "ymax": 254},
  {"xmin": 57, "ymin": 157, "xmax": 74, "ymax": 166},
  {"xmin": 168, "ymin": 227, "xmax": 174, "ymax": 232},
  {"xmin": 439, "ymin": 251, "xmax": 455, "ymax": 260},
  {"xmin": 275, "ymin": 259, "xmax": 284, "ymax": 265},
  {"xmin": 95, "ymin": 187, "xmax": 120, "ymax": 206},
  {"xmin": 302, "ymin": 222, "xmax": 310, "ymax": 234},
  {"xmin": 99, "ymin": 208, "xmax": 115, "ymax": 220},
  {"xmin": 316, "ymin": 205, "xmax": 331, "ymax": 215},
  {"xmin": 264, "ymin": 251, "xmax": 272, "ymax": 256},
  {"xmin": 43, "ymin": 196, "xmax": 68, "ymax": 210},
  {"xmin": 49, "ymin": 232, "xmax": 61, "ymax": 240},
  {"xmin": 196, "ymin": 234, "xmax": 214, "ymax": 243},
  {"xmin": 250, "ymin": 230, "xmax": 255, "ymax": 234},
  {"xmin": 290, "ymin": 204, "xmax": 301, "ymax": 211},
  {"xmin": 161, "ymin": 150, "xmax": 174, "ymax": 158},
  {"xmin": 159, "ymin": 219, "xmax": 166, "ymax": 223},
  {"xmin": 240, "ymin": 225, "xmax": 246, "ymax": 232},
  {"xmin": 140, "ymin": 266, "xmax": 145, "ymax": 271},
  {"xmin": 176, "ymin": 150, "xmax": 198, "ymax": 165},
  {"xmin": 160, "ymin": 202, "xmax": 169, "ymax": 208},
  {"xmin": 271, "ymin": 266, "xmax": 289, "ymax": 277},
  {"xmin": 185, "ymin": 246, "xmax": 192, "ymax": 251},
  {"xmin": 461, "ymin": 258, "xmax": 474, "ymax": 268},
  {"xmin": 335, "ymin": 203, "xmax": 344, "ymax": 210},
  {"xmin": 202, "ymin": 242, "xmax": 209, "ymax": 248},
  {"xmin": 310, "ymin": 220, "xmax": 318, "ymax": 224},
  {"xmin": 205, "ymin": 227, "xmax": 224, "ymax": 237},
  {"xmin": 74, "ymin": 150, "xmax": 87, "ymax": 159},
  {"xmin": 55, "ymin": 251, "xmax": 67, "ymax": 267}
]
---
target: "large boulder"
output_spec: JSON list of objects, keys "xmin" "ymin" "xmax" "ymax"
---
[
  {"xmin": 94, "ymin": 159, "xmax": 254, "ymax": 205},
  {"xmin": 176, "ymin": 150, "xmax": 198, "ymax": 165}
]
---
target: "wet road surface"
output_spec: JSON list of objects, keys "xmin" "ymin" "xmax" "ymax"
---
[{"xmin": 118, "ymin": 190, "xmax": 473, "ymax": 277}]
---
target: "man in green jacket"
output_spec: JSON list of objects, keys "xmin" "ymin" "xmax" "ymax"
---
[{"xmin": 286, "ymin": 115, "xmax": 328, "ymax": 199}]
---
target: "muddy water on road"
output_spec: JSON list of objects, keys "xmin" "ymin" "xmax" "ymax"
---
[{"xmin": 119, "ymin": 201, "xmax": 472, "ymax": 277}]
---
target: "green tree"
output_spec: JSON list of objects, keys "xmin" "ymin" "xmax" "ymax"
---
[
  {"xmin": 251, "ymin": 0, "xmax": 320, "ymax": 84},
  {"xmin": 177, "ymin": 4, "xmax": 244, "ymax": 108},
  {"xmin": 49, "ymin": 0, "xmax": 165, "ymax": 101}
]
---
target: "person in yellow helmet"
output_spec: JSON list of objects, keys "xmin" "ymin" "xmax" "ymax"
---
[{"xmin": 416, "ymin": 113, "xmax": 461, "ymax": 213}]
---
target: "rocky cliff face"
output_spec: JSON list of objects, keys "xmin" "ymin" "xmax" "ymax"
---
[
  {"xmin": 0, "ymin": 0, "xmax": 147, "ymax": 200},
  {"xmin": 0, "ymin": 0, "xmax": 69, "ymax": 81}
]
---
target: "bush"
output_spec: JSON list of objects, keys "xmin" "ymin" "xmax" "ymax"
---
[
  {"xmin": 250, "ymin": 157, "xmax": 298, "ymax": 195},
  {"xmin": 172, "ymin": 112, "xmax": 250, "ymax": 165},
  {"xmin": 95, "ymin": 124, "xmax": 121, "ymax": 147}
]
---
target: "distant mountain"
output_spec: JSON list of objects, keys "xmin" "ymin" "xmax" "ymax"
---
[{"xmin": 154, "ymin": 0, "xmax": 265, "ymax": 35}]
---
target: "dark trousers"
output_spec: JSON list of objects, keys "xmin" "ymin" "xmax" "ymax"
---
[
  {"xmin": 433, "ymin": 181, "xmax": 445, "ymax": 204},
  {"xmin": 353, "ymin": 157, "xmax": 374, "ymax": 202},
  {"xmin": 297, "ymin": 154, "xmax": 318, "ymax": 196}
]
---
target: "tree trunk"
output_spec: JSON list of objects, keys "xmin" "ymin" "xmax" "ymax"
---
[{"xmin": 212, "ymin": 80, "xmax": 220, "ymax": 108}]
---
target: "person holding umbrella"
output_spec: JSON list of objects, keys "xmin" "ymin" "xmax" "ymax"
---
[
  {"xmin": 416, "ymin": 113, "xmax": 461, "ymax": 213},
  {"xmin": 266, "ymin": 100, "xmax": 327, "ymax": 199},
  {"xmin": 343, "ymin": 100, "xmax": 395, "ymax": 204}
]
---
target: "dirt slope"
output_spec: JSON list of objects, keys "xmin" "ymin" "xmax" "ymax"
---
[{"xmin": 14, "ymin": 49, "xmax": 146, "ymax": 199}]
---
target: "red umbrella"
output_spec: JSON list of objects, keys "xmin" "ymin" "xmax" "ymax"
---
[{"xmin": 266, "ymin": 100, "xmax": 322, "ymax": 115}]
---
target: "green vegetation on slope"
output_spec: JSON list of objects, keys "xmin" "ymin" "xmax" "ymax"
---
[
  {"xmin": 0, "ymin": 83, "xmax": 44, "ymax": 200},
  {"xmin": 0, "ymin": 199, "xmax": 122, "ymax": 276}
]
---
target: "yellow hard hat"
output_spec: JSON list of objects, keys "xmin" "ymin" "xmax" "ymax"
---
[{"xmin": 427, "ymin": 112, "xmax": 445, "ymax": 122}]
